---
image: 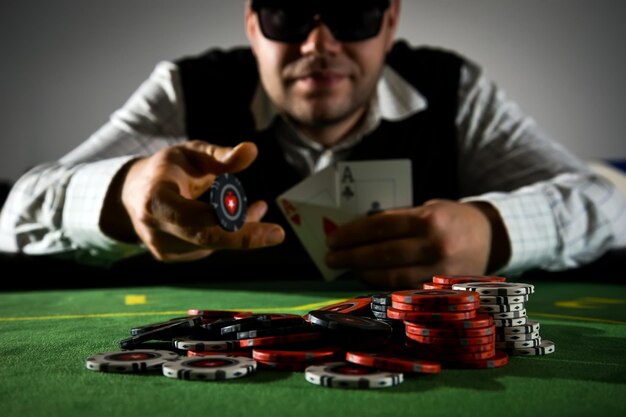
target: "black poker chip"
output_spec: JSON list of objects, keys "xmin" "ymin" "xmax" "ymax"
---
[
  {"xmin": 120, "ymin": 316, "xmax": 202, "ymax": 349},
  {"xmin": 307, "ymin": 311, "xmax": 392, "ymax": 335},
  {"xmin": 208, "ymin": 173, "xmax": 247, "ymax": 232}
]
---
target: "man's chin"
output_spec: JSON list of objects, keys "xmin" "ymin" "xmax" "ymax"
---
[{"xmin": 289, "ymin": 103, "xmax": 356, "ymax": 128}]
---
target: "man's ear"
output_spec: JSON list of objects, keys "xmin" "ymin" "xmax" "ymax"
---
[
  {"xmin": 244, "ymin": 0, "xmax": 259, "ymax": 56},
  {"xmin": 384, "ymin": 0, "xmax": 401, "ymax": 52}
]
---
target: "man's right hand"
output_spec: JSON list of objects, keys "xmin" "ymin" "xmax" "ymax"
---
[{"xmin": 100, "ymin": 140, "xmax": 285, "ymax": 262}]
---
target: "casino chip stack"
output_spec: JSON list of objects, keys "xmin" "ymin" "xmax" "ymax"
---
[
  {"xmin": 389, "ymin": 289, "xmax": 508, "ymax": 369},
  {"xmin": 370, "ymin": 294, "xmax": 391, "ymax": 319},
  {"xmin": 84, "ymin": 275, "xmax": 555, "ymax": 389},
  {"xmin": 451, "ymin": 282, "xmax": 556, "ymax": 356}
]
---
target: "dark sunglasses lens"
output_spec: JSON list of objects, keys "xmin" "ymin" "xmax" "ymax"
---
[
  {"xmin": 326, "ymin": 1, "xmax": 388, "ymax": 42},
  {"xmin": 255, "ymin": 0, "xmax": 389, "ymax": 43},
  {"xmin": 257, "ymin": 4, "xmax": 314, "ymax": 43}
]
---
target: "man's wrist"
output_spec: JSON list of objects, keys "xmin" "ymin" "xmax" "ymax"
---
[
  {"xmin": 466, "ymin": 201, "xmax": 511, "ymax": 273},
  {"xmin": 99, "ymin": 159, "xmax": 139, "ymax": 244}
]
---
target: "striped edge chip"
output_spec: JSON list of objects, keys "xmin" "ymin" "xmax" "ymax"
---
[
  {"xmin": 305, "ymin": 362, "xmax": 403, "ymax": 389},
  {"xmin": 508, "ymin": 340, "xmax": 556, "ymax": 356},
  {"xmin": 496, "ymin": 320, "xmax": 540, "ymax": 334},
  {"xmin": 452, "ymin": 282, "xmax": 534, "ymax": 296},
  {"xmin": 173, "ymin": 337, "xmax": 239, "ymax": 352},
  {"xmin": 86, "ymin": 350, "xmax": 179, "ymax": 373},
  {"xmin": 162, "ymin": 356, "xmax": 257, "ymax": 381}
]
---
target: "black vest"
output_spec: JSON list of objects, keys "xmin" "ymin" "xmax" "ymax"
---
[{"xmin": 175, "ymin": 41, "xmax": 463, "ymax": 277}]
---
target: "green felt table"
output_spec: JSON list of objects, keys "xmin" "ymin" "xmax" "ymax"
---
[{"xmin": 1, "ymin": 278, "xmax": 625, "ymax": 417}]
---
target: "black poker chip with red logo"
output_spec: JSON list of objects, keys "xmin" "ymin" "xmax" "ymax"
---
[{"xmin": 208, "ymin": 173, "xmax": 247, "ymax": 232}]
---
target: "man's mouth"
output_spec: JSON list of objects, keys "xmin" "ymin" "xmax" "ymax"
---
[{"xmin": 295, "ymin": 71, "xmax": 347, "ymax": 89}]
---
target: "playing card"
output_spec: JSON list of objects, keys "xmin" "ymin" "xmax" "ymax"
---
[
  {"xmin": 277, "ymin": 165, "xmax": 337, "ymax": 208},
  {"xmin": 277, "ymin": 159, "xmax": 412, "ymax": 281},
  {"xmin": 336, "ymin": 160, "xmax": 412, "ymax": 215},
  {"xmin": 285, "ymin": 203, "xmax": 356, "ymax": 281}
]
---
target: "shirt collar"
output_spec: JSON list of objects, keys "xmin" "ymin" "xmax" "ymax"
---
[{"xmin": 250, "ymin": 64, "xmax": 428, "ymax": 132}]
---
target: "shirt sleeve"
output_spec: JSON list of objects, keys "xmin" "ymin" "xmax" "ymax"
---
[
  {"xmin": 0, "ymin": 61, "xmax": 187, "ymax": 265},
  {"xmin": 455, "ymin": 60, "xmax": 626, "ymax": 274}
]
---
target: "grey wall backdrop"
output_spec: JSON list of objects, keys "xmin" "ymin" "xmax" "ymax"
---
[{"xmin": 1, "ymin": 0, "xmax": 625, "ymax": 182}]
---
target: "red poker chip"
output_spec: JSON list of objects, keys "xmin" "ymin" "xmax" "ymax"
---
[
  {"xmin": 238, "ymin": 331, "xmax": 323, "ymax": 348},
  {"xmin": 319, "ymin": 298, "xmax": 372, "ymax": 315},
  {"xmin": 432, "ymin": 275, "xmax": 506, "ymax": 285},
  {"xmin": 252, "ymin": 347, "xmax": 341, "ymax": 363},
  {"xmin": 422, "ymin": 282, "xmax": 452, "ymax": 290},
  {"xmin": 387, "ymin": 308, "xmax": 477, "ymax": 322},
  {"xmin": 405, "ymin": 324, "xmax": 495, "ymax": 338},
  {"xmin": 345, "ymin": 351, "xmax": 441, "ymax": 374},
  {"xmin": 406, "ymin": 338, "xmax": 496, "ymax": 353},
  {"xmin": 391, "ymin": 300, "xmax": 479, "ymax": 312},
  {"xmin": 233, "ymin": 312, "xmax": 256, "ymax": 319},
  {"xmin": 402, "ymin": 313, "xmax": 493, "ymax": 329},
  {"xmin": 187, "ymin": 350, "xmax": 252, "ymax": 358},
  {"xmin": 404, "ymin": 333, "xmax": 495, "ymax": 346},
  {"xmin": 391, "ymin": 290, "xmax": 479, "ymax": 305},
  {"xmin": 187, "ymin": 309, "xmax": 249, "ymax": 318},
  {"xmin": 438, "ymin": 350, "xmax": 509, "ymax": 369},
  {"xmin": 410, "ymin": 348, "xmax": 497, "ymax": 362},
  {"xmin": 256, "ymin": 360, "xmax": 309, "ymax": 372}
]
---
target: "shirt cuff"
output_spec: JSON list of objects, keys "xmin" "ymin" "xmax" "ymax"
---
[
  {"xmin": 63, "ymin": 156, "xmax": 145, "ymax": 262},
  {"xmin": 461, "ymin": 191, "xmax": 560, "ymax": 275}
]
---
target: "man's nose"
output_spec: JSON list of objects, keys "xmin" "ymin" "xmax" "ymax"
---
[{"xmin": 300, "ymin": 22, "xmax": 342, "ymax": 56}]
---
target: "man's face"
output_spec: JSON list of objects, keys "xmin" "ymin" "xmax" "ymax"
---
[{"xmin": 246, "ymin": 0, "xmax": 400, "ymax": 131}]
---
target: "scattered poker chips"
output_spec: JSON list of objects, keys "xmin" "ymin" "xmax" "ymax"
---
[
  {"xmin": 84, "ymin": 275, "xmax": 556, "ymax": 388},
  {"xmin": 207, "ymin": 173, "xmax": 247, "ymax": 232}
]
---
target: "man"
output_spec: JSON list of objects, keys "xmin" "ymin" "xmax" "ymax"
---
[{"xmin": 1, "ymin": 0, "xmax": 624, "ymax": 288}]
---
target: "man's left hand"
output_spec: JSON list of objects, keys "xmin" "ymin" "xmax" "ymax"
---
[{"xmin": 325, "ymin": 199, "xmax": 510, "ymax": 288}]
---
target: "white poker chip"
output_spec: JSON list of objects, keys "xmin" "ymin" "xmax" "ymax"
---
[
  {"xmin": 478, "ymin": 294, "xmax": 530, "ymax": 305},
  {"xmin": 496, "ymin": 331, "xmax": 541, "ymax": 342},
  {"xmin": 85, "ymin": 349, "xmax": 179, "ymax": 373},
  {"xmin": 509, "ymin": 339, "xmax": 556, "ymax": 356},
  {"xmin": 491, "ymin": 309, "xmax": 527, "ymax": 320},
  {"xmin": 172, "ymin": 337, "xmax": 239, "ymax": 352},
  {"xmin": 496, "ymin": 337, "xmax": 542, "ymax": 349},
  {"xmin": 479, "ymin": 303, "xmax": 525, "ymax": 313},
  {"xmin": 496, "ymin": 320, "xmax": 541, "ymax": 334},
  {"xmin": 493, "ymin": 317, "xmax": 528, "ymax": 327},
  {"xmin": 305, "ymin": 362, "xmax": 403, "ymax": 389},
  {"xmin": 452, "ymin": 282, "xmax": 535, "ymax": 296},
  {"xmin": 162, "ymin": 356, "xmax": 257, "ymax": 381}
]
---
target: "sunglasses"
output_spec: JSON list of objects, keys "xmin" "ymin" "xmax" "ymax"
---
[{"xmin": 250, "ymin": 0, "xmax": 391, "ymax": 43}]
